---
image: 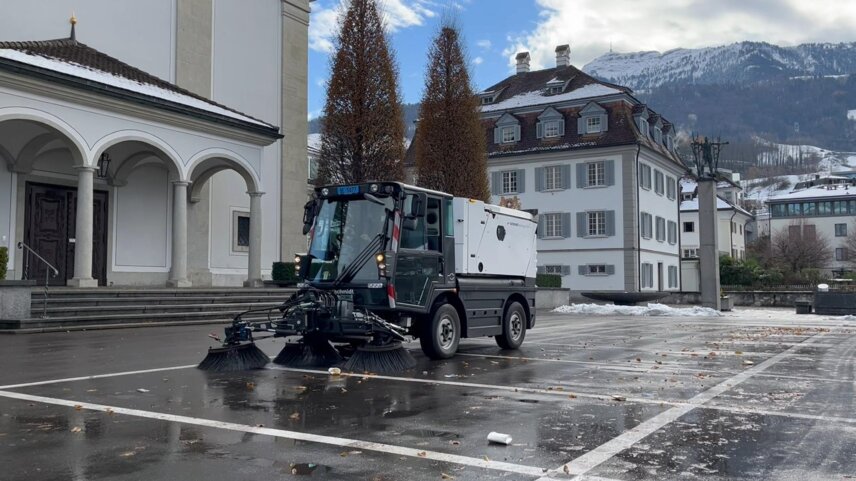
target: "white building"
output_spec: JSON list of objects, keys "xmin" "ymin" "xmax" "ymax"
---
[
  {"xmin": 0, "ymin": 1, "xmax": 311, "ymax": 287},
  {"xmin": 766, "ymin": 179, "xmax": 856, "ymax": 276},
  {"xmin": 679, "ymin": 179, "xmax": 753, "ymax": 261},
  {"xmin": 475, "ymin": 47, "xmax": 687, "ymax": 293}
]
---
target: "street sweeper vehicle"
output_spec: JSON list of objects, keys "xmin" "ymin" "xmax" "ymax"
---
[{"xmin": 199, "ymin": 181, "xmax": 538, "ymax": 373}]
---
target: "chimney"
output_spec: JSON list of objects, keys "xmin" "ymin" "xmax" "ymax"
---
[
  {"xmin": 515, "ymin": 52, "xmax": 530, "ymax": 74},
  {"xmin": 555, "ymin": 44, "xmax": 570, "ymax": 67}
]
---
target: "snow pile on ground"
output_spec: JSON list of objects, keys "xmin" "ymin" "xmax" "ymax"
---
[{"xmin": 553, "ymin": 303, "xmax": 722, "ymax": 317}]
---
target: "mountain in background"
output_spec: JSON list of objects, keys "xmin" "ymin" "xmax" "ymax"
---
[
  {"xmin": 583, "ymin": 41, "xmax": 856, "ymax": 91},
  {"xmin": 583, "ymin": 41, "xmax": 856, "ymax": 158}
]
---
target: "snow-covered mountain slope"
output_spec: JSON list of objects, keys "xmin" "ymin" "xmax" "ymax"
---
[{"xmin": 583, "ymin": 41, "xmax": 856, "ymax": 90}]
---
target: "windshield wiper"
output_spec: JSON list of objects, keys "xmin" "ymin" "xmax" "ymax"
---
[{"xmin": 332, "ymin": 233, "xmax": 384, "ymax": 287}]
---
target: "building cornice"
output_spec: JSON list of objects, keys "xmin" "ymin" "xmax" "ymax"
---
[
  {"xmin": 0, "ymin": 66, "xmax": 281, "ymax": 146},
  {"xmin": 282, "ymin": 0, "xmax": 311, "ymax": 25}
]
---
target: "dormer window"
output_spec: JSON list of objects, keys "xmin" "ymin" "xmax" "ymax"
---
[
  {"xmin": 493, "ymin": 112, "xmax": 521, "ymax": 144},
  {"xmin": 481, "ymin": 96, "xmax": 493, "ymax": 105},
  {"xmin": 576, "ymin": 101, "xmax": 608, "ymax": 136},
  {"xmin": 536, "ymin": 106, "xmax": 565, "ymax": 140},
  {"xmin": 548, "ymin": 86, "xmax": 562, "ymax": 95},
  {"xmin": 639, "ymin": 117, "xmax": 649, "ymax": 137},
  {"xmin": 500, "ymin": 126, "xmax": 516, "ymax": 143},
  {"xmin": 654, "ymin": 127, "xmax": 662, "ymax": 144}
]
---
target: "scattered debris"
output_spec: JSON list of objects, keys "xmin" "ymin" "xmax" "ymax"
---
[
  {"xmin": 136, "ymin": 388, "xmax": 150, "ymax": 393},
  {"xmin": 70, "ymin": 426, "xmax": 82, "ymax": 433},
  {"xmin": 328, "ymin": 367, "xmax": 342, "ymax": 376},
  {"xmin": 487, "ymin": 432, "xmax": 512, "ymax": 445},
  {"xmin": 289, "ymin": 412, "xmax": 301, "ymax": 420},
  {"xmin": 743, "ymin": 360, "xmax": 755, "ymax": 365},
  {"xmin": 611, "ymin": 395, "xmax": 627, "ymax": 402}
]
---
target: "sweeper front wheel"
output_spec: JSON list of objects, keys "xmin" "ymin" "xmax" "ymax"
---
[{"xmin": 420, "ymin": 304, "xmax": 460, "ymax": 360}]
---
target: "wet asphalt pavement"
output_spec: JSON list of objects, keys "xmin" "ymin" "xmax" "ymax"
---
[{"xmin": 1, "ymin": 309, "xmax": 855, "ymax": 480}]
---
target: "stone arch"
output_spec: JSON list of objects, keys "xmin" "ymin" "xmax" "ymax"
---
[
  {"xmin": 90, "ymin": 130, "xmax": 184, "ymax": 182},
  {"xmin": 0, "ymin": 143, "xmax": 13, "ymax": 170},
  {"xmin": 0, "ymin": 107, "xmax": 89, "ymax": 166},
  {"xmin": 187, "ymin": 148, "xmax": 261, "ymax": 198}
]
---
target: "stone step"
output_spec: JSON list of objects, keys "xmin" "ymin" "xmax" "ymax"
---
[
  {"xmin": 30, "ymin": 287, "xmax": 296, "ymax": 299},
  {"xmin": 2, "ymin": 310, "xmax": 281, "ymax": 331},
  {"xmin": 38, "ymin": 302, "xmax": 283, "ymax": 316},
  {"xmin": 31, "ymin": 295, "xmax": 291, "ymax": 308}
]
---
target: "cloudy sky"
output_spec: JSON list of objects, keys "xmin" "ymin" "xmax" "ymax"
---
[{"xmin": 307, "ymin": 0, "xmax": 856, "ymax": 118}]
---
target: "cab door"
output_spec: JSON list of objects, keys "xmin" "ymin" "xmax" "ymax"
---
[{"xmin": 393, "ymin": 195, "xmax": 447, "ymax": 308}]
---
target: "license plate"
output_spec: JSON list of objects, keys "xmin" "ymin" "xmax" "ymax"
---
[{"xmin": 337, "ymin": 185, "xmax": 360, "ymax": 195}]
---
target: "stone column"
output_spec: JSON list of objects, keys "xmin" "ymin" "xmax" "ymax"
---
[
  {"xmin": 698, "ymin": 178, "xmax": 721, "ymax": 310},
  {"xmin": 244, "ymin": 191, "xmax": 264, "ymax": 287},
  {"xmin": 68, "ymin": 166, "xmax": 97, "ymax": 288},
  {"xmin": 167, "ymin": 181, "xmax": 192, "ymax": 287}
]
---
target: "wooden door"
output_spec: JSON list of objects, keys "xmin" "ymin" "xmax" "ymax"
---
[
  {"xmin": 24, "ymin": 184, "xmax": 70, "ymax": 285},
  {"xmin": 25, "ymin": 183, "xmax": 109, "ymax": 286}
]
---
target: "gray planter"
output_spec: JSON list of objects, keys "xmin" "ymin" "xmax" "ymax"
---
[
  {"xmin": 720, "ymin": 296, "xmax": 733, "ymax": 312},
  {"xmin": 0, "ymin": 280, "xmax": 36, "ymax": 324}
]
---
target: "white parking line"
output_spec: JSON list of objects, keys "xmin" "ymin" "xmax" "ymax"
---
[
  {"xmin": 0, "ymin": 389, "xmax": 548, "ymax": 477},
  {"xmin": 0, "ymin": 364, "xmax": 197, "ymax": 390},
  {"xmin": 536, "ymin": 332, "xmax": 828, "ymax": 480}
]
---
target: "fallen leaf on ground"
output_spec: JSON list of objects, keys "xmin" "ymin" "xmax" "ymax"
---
[
  {"xmin": 449, "ymin": 440, "xmax": 461, "ymax": 446},
  {"xmin": 441, "ymin": 473, "xmax": 455, "ymax": 479},
  {"xmin": 289, "ymin": 412, "xmax": 300, "ymax": 420},
  {"xmin": 74, "ymin": 405, "xmax": 83, "ymax": 411},
  {"xmin": 120, "ymin": 451, "xmax": 135, "ymax": 457},
  {"xmin": 417, "ymin": 451, "xmax": 427, "ymax": 457}
]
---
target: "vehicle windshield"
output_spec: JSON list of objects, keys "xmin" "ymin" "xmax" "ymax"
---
[{"xmin": 306, "ymin": 197, "xmax": 391, "ymax": 283}]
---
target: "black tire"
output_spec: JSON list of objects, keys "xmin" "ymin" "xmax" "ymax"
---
[
  {"xmin": 495, "ymin": 302, "xmax": 526, "ymax": 350},
  {"xmin": 420, "ymin": 304, "xmax": 461, "ymax": 360}
]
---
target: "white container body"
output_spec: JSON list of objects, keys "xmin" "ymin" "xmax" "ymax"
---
[{"xmin": 452, "ymin": 198, "xmax": 537, "ymax": 278}]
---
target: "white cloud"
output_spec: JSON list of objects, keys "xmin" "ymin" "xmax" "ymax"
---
[
  {"xmin": 473, "ymin": 56, "xmax": 484, "ymax": 65},
  {"xmin": 476, "ymin": 39, "xmax": 492, "ymax": 50},
  {"xmin": 503, "ymin": 0, "xmax": 856, "ymax": 71},
  {"xmin": 310, "ymin": 0, "xmax": 436, "ymax": 53}
]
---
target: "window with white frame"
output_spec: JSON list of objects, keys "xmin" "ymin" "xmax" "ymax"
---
[
  {"xmin": 641, "ymin": 263, "xmax": 654, "ymax": 288},
  {"xmin": 544, "ymin": 213, "xmax": 562, "ymax": 238},
  {"xmin": 501, "ymin": 126, "xmax": 516, "ymax": 143},
  {"xmin": 587, "ymin": 211, "xmax": 606, "ymax": 236},
  {"xmin": 683, "ymin": 221, "xmax": 695, "ymax": 233},
  {"xmin": 836, "ymin": 248, "xmax": 849, "ymax": 261},
  {"xmin": 639, "ymin": 117, "xmax": 649, "ymax": 137},
  {"xmin": 683, "ymin": 248, "xmax": 699, "ymax": 258},
  {"xmin": 655, "ymin": 216, "xmax": 666, "ymax": 242},
  {"xmin": 232, "ymin": 210, "xmax": 250, "ymax": 253},
  {"xmin": 654, "ymin": 170, "xmax": 664, "ymax": 195},
  {"xmin": 587, "ymin": 264, "xmax": 607, "ymax": 275},
  {"xmin": 639, "ymin": 164, "xmax": 652, "ymax": 189},
  {"xmin": 587, "ymin": 161, "xmax": 605, "ymax": 187},
  {"xmin": 586, "ymin": 116, "xmax": 602, "ymax": 133},
  {"xmin": 640, "ymin": 212, "xmax": 653, "ymax": 239},
  {"xmin": 544, "ymin": 165, "xmax": 561, "ymax": 190},
  {"xmin": 835, "ymin": 223, "xmax": 848, "ymax": 237},
  {"xmin": 654, "ymin": 127, "xmax": 662, "ymax": 144},
  {"xmin": 544, "ymin": 120, "xmax": 561, "ymax": 138},
  {"xmin": 668, "ymin": 265, "xmax": 678, "ymax": 288},
  {"xmin": 502, "ymin": 170, "xmax": 518, "ymax": 194}
]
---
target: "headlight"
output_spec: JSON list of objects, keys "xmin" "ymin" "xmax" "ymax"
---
[
  {"xmin": 370, "ymin": 183, "xmax": 379, "ymax": 193},
  {"xmin": 375, "ymin": 253, "xmax": 385, "ymax": 263},
  {"xmin": 294, "ymin": 255, "xmax": 301, "ymax": 264},
  {"xmin": 321, "ymin": 188, "xmax": 329, "ymax": 196}
]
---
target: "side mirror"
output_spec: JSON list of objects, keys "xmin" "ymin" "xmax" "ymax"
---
[
  {"xmin": 302, "ymin": 199, "xmax": 317, "ymax": 235},
  {"xmin": 407, "ymin": 193, "xmax": 427, "ymax": 218}
]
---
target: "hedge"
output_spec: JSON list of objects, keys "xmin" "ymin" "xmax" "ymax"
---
[
  {"xmin": 0, "ymin": 246, "xmax": 7, "ymax": 281},
  {"xmin": 536, "ymin": 273, "xmax": 561, "ymax": 288},
  {"xmin": 271, "ymin": 261, "xmax": 298, "ymax": 283}
]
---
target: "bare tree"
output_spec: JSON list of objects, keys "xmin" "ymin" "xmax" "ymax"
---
[
  {"xmin": 315, "ymin": 0, "xmax": 405, "ymax": 185},
  {"xmin": 413, "ymin": 23, "xmax": 489, "ymax": 201},
  {"xmin": 771, "ymin": 220, "xmax": 833, "ymax": 274}
]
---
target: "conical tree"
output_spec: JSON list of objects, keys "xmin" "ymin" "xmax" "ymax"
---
[
  {"xmin": 316, "ymin": 0, "xmax": 405, "ymax": 185},
  {"xmin": 414, "ymin": 24, "xmax": 489, "ymax": 200}
]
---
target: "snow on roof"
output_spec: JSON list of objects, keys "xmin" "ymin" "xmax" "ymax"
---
[
  {"xmin": 480, "ymin": 83, "xmax": 622, "ymax": 113},
  {"xmin": 307, "ymin": 133, "xmax": 322, "ymax": 151},
  {"xmin": 680, "ymin": 178, "xmax": 697, "ymax": 193},
  {"xmin": 768, "ymin": 185, "xmax": 856, "ymax": 202},
  {"xmin": 0, "ymin": 48, "xmax": 273, "ymax": 128},
  {"xmin": 680, "ymin": 196, "xmax": 752, "ymax": 216}
]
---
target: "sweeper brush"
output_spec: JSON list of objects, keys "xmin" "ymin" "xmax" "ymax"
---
[
  {"xmin": 340, "ymin": 342, "xmax": 417, "ymax": 374},
  {"xmin": 273, "ymin": 336, "xmax": 342, "ymax": 368},
  {"xmin": 198, "ymin": 342, "xmax": 269, "ymax": 372}
]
